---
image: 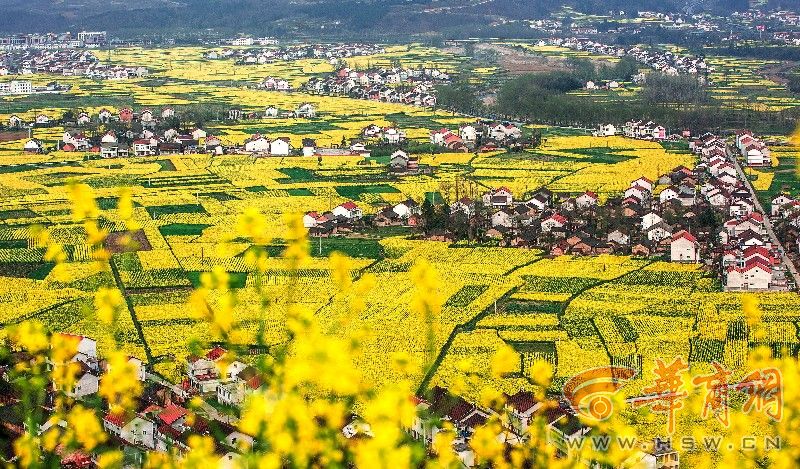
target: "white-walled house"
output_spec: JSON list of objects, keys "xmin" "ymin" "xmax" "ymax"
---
[
  {"xmin": 459, "ymin": 125, "xmax": 478, "ymax": 142},
  {"xmin": 771, "ymin": 194, "xmax": 795, "ymax": 216},
  {"xmin": 121, "ymin": 416, "xmax": 157, "ymax": 449},
  {"xmin": 67, "ymin": 368, "xmax": 98, "ymax": 397},
  {"xmin": 332, "ymin": 201, "xmax": 362, "ymax": 220},
  {"xmin": 541, "ymin": 213, "xmax": 567, "ymax": 232},
  {"xmin": 641, "ymin": 212, "xmax": 663, "ymax": 231},
  {"xmin": 23, "ymin": 139, "xmax": 43, "ymax": 153},
  {"xmin": 726, "ymin": 261, "xmax": 772, "ymax": 290},
  {"xmin": 244, "ymin": 136, "xmax": 270, "ymax": 153},
  {"xmin": 670, "ymin": 230, "xmax": 700, "ymax": 263},
  {"xmin": 659, "ymin": 186, "xmax": 680, "ymax": 204},
  {"xmin": 491, "ymin": 209, "xmax": 515, "ymax": 228},
  {"xmin": 270, "ymin": 137, "xmax": 291, "ymax": 156},
  {"xmin": 575, "ymin": 191, "xmax": 598, "ymax": 208},
  {"xmin": 483, "ymin": 187, "xmax": 513, "ymax": 208},
  {"xmin": 392, "ymin": 200, "xmax": 420, "ymax": 219},
  {"xmin": 303, "ymin": 211, "xmax": 321, "ymax": 228}
]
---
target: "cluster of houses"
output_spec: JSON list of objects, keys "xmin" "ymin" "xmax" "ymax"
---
[
  {"xmin": 622, "ymin": 120, "xmax": 669, "ymax": 140},
  {"xmin": 598, "ymin": 121, "xmax": 693, "ymax": 141},
  {"xmin": 0, "ymin": 31, "xmax": 106, "ymax": 50},
  {"xmin": 230, "ymin": 102, "xmax": 317, "ymax": 120},
  {"xmin": 303, "ymin": 201, "xmax": 365, "ymax": 235},
  {"xmin": 429, "ymin": 121, "xmax": 524, "ymax": 152},
  {"xmin": 203, "ymin": 43, "xmax": 384, "ymax": 65},
  {"xmin": 98, "ymin": 345, "xmax": 255, "ymax": 463},
  {"xmin": 408, "ymin": 386, "xmax": 679, "ymax": 468},
  {"xmin": 0, "ymin": 335, "xmax": 680, "ymax": 467},
  {"xmin": 735, "ymin": 129, "xmax": 772, "ymax": 167},
  {"xmin": 302, "ymin": 67, "xmax": 447, "ymax": 107},
  {"xmin": 549, "ymin": 37, "xmax": 711, "ymax": 77},
  {"xmin": 8, "ymin": 106, "xmax": 178, "ymax": 131},
  {"xmin": 256, "ymin": 76, "xmax": 293, "ymax": 91},
  {"xmin": 288, "ymin": 131, "xmax": 786, "ymax": 292},
  {"xmin": 771, "ymin": 192, "xmax": 800, "ymax": 265},
  {"xmin": 0, "ymin": 48, "xmax": 147, "ymax": 79},
  {"xmin": 0, "ymin": 80, "xmax": 69, "ymax": 96},
  {"xmin": 22, "ymin": 126, "xmax": 212, "ymax": 157},
  {"xmin": 362, "ymin": 124, "xmax": 407, "ymax": 144},
  {"xmin": 690, "ymin": 133, "xmax": 787, "ymax": 290}
]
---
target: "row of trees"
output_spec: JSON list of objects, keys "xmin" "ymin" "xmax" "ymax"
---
[{"xmin": 490, "ymin": 70, "xmax": 798, "ymax": 134}]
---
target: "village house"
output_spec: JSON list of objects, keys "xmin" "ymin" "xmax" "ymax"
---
[
  {"xmin": 270, "ymin": 137, "xmax": 291, "ymax": 156},
  {"xmin": 296, "ymin": 103, "xmax": 316, "ymax": 118},
  {"xmin": 23, "ymin": 139, "xmax": 43, "ymax": 153},
  {"xmin": 118, "ymin": 107, "xmax": 134, "ymax": 123},
  {"xmin": 483, "ymin": 187, "xmax": 513, "ymax": 208},
  {"xmin": 332, "ymin": 201, "xmax": 362, "ymax": 220},
  {"xmin": 575, "ymin": 191, "xmax": 598, "ymax": 209},
  {"xmin": 670, "ymin": 230, "xmax": 700, "ymax": 262},
  {"xmin": 244, "ymin": 135, "xmax": 270, "ymax": 154},
  {"xmin": 450, "ymin": 198, "xmax": 475, "ymax": 217},
  {"xmin": 541, "ymin": 213, "xmax": 567, "ymax": 232},
  {"xmin": 186, "ymin": 346, "xmax": 227, "ymax": 394},
  {"xmin": 726, "ymin": 260, "xmax": 772, "ymax": 291},
  {"xmin": 98, "ymin": 108, "xmax": 112, "ymax": 123}
]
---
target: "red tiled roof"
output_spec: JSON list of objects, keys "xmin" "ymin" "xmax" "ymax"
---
[
  {"xmin": 672, "ymin": 230, "xmax": 697, "ymax": 244},
  {"xmin": 505, "ymin": 391, "xmax": 540, "ymax": 413},
  {"xmin": 103, "ymin": 413, "xmax": 127, "ymax": 427},
  {"xmin": 205, "ymin": 346, "xmax": 226, "ymax": 361},
  {"xmin": 341, "ymin": 201, "xmax": 358, "ymax": 210},
  {"xmin": 159, "ymin": 404, "xmax": 188, "ymax": 425}
]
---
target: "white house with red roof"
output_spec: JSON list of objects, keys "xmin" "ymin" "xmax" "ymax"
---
[
  {"xmin": 503, "ymin": 391, "xmax": 543, "ymax": 434},
  {"xmin": 659, "ymin": 186, "xmax": 680, "ymax": 204},
  {"xmin": 483, "ymin": 187, "xmax": 513, "ymax": 208},
  {"xmin": 625, "ymin": 185, "xmax": 649, "ymax": 202},
  {"xmin": 304, "ymin": 211, "xmax": 321, "ymax": 228},
  {"xmin": 541, "ymin": 213, "xmax": 567, "ymax": 232},
  {"xmin": 771, "ymin": 194, "xmax": 795, "ymax": 216},
  {"xmin": 186, "ymin": 346, "xmax": 227, "ymax": 393},
  {"xmin": 670, "ymin": 230, "xmax": 700, "ymax": 263},
  {"xmin": 103, "ymin": 412, "xmax": 157, "ymax": 449},
  {"xmin": 158, "ymin": 404, "xmax": 189, "ymax": 430},
  {"xmin": 726, "ymin": 260, "xmax": 772, "ymax": 290},
  {"xmin": 332, "ymin": 201, "xmax": 362, "ymax": 220},
  {"xmin": 103, "ymin": 413, "xmax": 132, "ymax": 439},
  {"xmin": 743, "ymin": 246, "xmax": 774, "ymax": 267},
  {"xmin": 270, "ymin": 137, "xmax": 291, "ymax": 156},
  {"xmin": 632, "ymin": 177, "xmax": 653, "ymax": 192},
  {"xmin": 430, "ymin": 128, "xmax": 453, "ymax": 146},
  {"xmin": 244, "ymin": 135, "xmax": 270, "ymax": 153},
  {"xmin": 575, "ymin": 191, "xmax": 598, "ymax": 208},
  {"xmin": 101, "ymin": 131, "xmax": 118, "ymax": 145}
]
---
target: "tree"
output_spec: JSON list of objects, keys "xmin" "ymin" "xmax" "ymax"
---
[
  {"xmin": 642, "ymin": 73, "xmax": 710, "ymax": 104},
  {"xmin": 421, "ymin": 198, "xmax": 436, "ymax": 234},
  {"xmin": 788, "ymin": 73, "xmax": 800, "ymax": 94}
]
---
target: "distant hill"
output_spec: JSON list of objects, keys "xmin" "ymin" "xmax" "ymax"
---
[{"xmin": 0, "ymin": 0, "xmax": 754, "ymax": 37}]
